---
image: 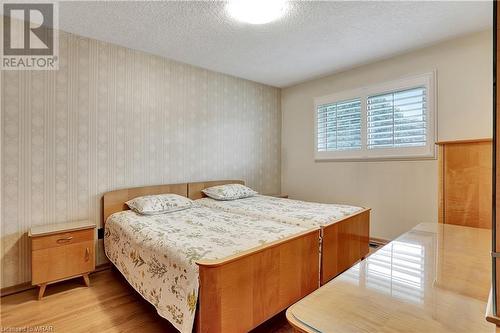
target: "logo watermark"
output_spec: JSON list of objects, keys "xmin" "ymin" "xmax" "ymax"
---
[{"xmin": 1, "ymin": 1, "xmax": 59, "ymax": 70}]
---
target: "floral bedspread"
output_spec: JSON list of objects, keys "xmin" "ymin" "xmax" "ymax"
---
[
  {"xmin": 197, "ymin": 195, "xmax": 364, "ymax": 228},
  {"xmin": 104, "ymin": 206, "xmax": 308, "ymax": 333}
]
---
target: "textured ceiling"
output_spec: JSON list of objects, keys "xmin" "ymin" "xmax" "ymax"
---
[{"xmin": 59, "ymin": 1, "xmax": 492, "ymax": 87}]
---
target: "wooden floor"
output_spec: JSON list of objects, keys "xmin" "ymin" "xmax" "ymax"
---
[
  {"xmin": 1, "ymin": 246, "xmax": 380, "ymax": 332},
  {"xmin": 0, "ymin": 268, "xmax": 292, "ymax": 333}
]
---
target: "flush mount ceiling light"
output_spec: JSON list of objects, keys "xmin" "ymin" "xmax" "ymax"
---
[{"xmin": 226, "ymin": 0, "xmax": 289, "ymax": 25}]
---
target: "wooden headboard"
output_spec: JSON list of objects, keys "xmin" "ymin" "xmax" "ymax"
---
[
  {"xmin": 102, "ymin": 183, "xmax": 188, "ymax": 223},
  {"xmin": 187, "ymin": 180, "xmax": 244, "ymax": 200}
]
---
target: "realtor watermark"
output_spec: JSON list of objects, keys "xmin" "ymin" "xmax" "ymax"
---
[
  {"xmin": 0, "ymin": 326, "xmax": 54, "ymax": 332},
  {"xmin": 1, "ymin": 1, "xmax": 59, "ymax": 70}
]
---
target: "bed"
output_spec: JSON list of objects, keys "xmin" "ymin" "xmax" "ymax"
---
[
  {"xmin": 102, "ymin": 183, "xmax": 320, "ymax": 333},
  {"xmin": 188, "ymin": 180, "xmax": 370, "ymax": 285}
]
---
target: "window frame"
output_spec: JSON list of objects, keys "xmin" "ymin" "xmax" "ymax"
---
[{"xmin": 314, "ymin": 71, "xmax": 436, "ymax": 161}]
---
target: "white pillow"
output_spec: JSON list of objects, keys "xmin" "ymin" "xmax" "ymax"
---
[
  {"xmin": 126, "ymin": 194, "xmax": 193, "ymax": 215},
  {"xmin": 202, "ymin": 184, "xmax": 257, "ymax": 201}
]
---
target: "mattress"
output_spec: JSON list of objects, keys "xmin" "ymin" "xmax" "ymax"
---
[
  {"xmin": 104, "ymin": 205, "xmax": 308, "ymax": 333},
  {"xmin": 196, "ymin": 194, "xmax": 364, "ymax": 228}
]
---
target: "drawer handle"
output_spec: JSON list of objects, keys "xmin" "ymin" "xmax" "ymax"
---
[
  {"xmin": 56, "ymin": 236, "xmax": 73, "ymax": 243},
  {"xmin": 85, "ymin": 247, "xmax": 90, "ymax": 261}
]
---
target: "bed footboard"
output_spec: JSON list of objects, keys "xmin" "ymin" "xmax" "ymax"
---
[
  {"xmin": 195, "ymin": 229, "xmax": 320, "ymax": 333},
  {"xmin": 321, "ymin": 208, "xmax": 370, "ymax": 285}
]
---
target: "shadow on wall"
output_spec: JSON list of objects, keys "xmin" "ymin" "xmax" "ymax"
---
[{"xmin": 1, "ymin": 232, "xmax": 30, "ymax": 289}]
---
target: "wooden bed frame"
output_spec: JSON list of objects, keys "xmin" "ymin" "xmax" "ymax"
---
[
  {"xmin": 188, "ymin": 180, "xmax": 370, "ymax": 285},
  {"xmin": 102, "ymin": 183, "xmax": 320, "ymax": 333}
]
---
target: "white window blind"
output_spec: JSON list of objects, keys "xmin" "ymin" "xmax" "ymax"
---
[
  {"xmin": 317, "ymin": 98, "xmax": 361, "ymax": 152},
  {"xmin": 314, "ymin": 72, "xmax": 436, "ymax": 161},
  {"xmin": 367, "ymin": 87, "xmax": 427, "ymax": 149}
]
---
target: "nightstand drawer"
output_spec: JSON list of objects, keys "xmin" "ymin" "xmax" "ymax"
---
[
  {"xmin": 32, "ymin": 240, "xmax": 95, "ymax": 285},
  {"xmin": 31, "ymin": 229, "xmax": 94, "ymax": 250}
]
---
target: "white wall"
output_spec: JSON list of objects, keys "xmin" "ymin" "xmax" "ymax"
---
[{"xmin": 281, "ymin": 30, "xmax": 492, "ymax": 240}]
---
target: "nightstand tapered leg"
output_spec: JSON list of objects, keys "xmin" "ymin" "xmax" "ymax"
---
[
  {"xmin": 38, "ymin": 284, "xmax": 46, "ymax": 300},
  {"xmin": 83, "ymin": 274, "xmax": 90, "ymax": 287}
]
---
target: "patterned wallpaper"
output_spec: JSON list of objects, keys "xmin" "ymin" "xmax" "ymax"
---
[{"xmin": 1, "ymin": 31, "xmax": 281, "ymax": 288}]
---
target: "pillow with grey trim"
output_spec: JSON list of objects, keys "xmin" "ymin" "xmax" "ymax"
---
[
  {"xmin": 202, "ymin": 184, "xmax": 257, "ymax": 201},
  {"xmin": 126, "ymin": 194, "xmax": 193, "ymax": 215}
]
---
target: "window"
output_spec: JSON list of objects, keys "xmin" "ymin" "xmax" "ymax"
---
[
  {"xmin": 317, "ymin": 98, "xmax": 361, "ymax": 151},
  {"xmin": 367, "ymin": 87, "xmax": 427, "ymax": 149},
  {"xmin": 314, "ymin": 72, "xmax": 436, "ymax": 161}
]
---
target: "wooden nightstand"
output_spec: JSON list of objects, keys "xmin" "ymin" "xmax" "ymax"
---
[{"xmin": 29, "ymin": 221, "xmax": 96, "ymax": 300}]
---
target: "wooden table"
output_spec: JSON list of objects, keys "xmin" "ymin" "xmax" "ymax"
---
[{"xmin": 286, "ymin": 223, "xmax": 496, "ymax": 333}]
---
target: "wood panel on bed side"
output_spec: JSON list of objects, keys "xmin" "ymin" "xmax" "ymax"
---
[
  {"xmin": 102, "ymin": 183, "xmax": 188, "ymax": 222},
  {"xmin": 196, "ymin": 228, "xmax": 320, "ymax": 333},
  {"xmin": 320, "ymin": 208, "xmax": 370, "ymax": 285},
  {"xmin": 187, "ymin": 180, "xmax": 244, "ymax": 200}
]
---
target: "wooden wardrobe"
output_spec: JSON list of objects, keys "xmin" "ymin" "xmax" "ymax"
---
[{"xmin": 437, "ymin": 139, "xmax": 492, "ymax": 229}]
